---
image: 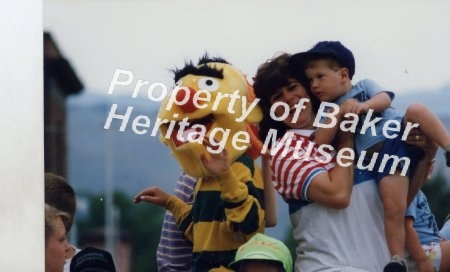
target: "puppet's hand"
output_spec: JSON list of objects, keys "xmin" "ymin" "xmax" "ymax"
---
[
  {"xmin": 134, "ymin": 186, "xmax": 170, "ymax": 207},
  {"xmin": 201, "ymin": 138, "xmax": 230, "ymax": 176}
]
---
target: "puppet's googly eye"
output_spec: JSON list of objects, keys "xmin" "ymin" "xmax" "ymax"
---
[
  {"xmin": 198, "ymin": 77, "xmax": 219, "ymax": 92},
  {"xmin": 173, "ymin": 79, "xmax": 183, "ymax": 89}
]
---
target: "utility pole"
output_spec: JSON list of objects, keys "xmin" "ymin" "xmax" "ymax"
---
[{"xmin": 105, "ymin": 103, "xmax": 115, "ymax": 259}]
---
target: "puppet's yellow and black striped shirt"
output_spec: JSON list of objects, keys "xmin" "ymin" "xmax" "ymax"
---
[{"xmin": 166, "ymin": 153, "xmax": 265, "ymax": 271}]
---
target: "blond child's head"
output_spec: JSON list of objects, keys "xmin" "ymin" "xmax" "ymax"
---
[{"xmin": 291, "ymin": 41, "xmax": 355, "ymax": 102}]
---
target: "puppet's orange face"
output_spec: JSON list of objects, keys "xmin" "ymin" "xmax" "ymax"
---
[{"xmin": 157, "ymin": 61, "xmax": 262, "ymax": 177}]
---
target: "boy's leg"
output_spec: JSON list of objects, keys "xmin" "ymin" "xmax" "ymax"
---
[
  {"xmin": 379, "ymin": 172, "xmax": 409, "ymax": 272},
  {"xmin": 404, "ymin": 103, "xmax": 450, "ymax": 166}
]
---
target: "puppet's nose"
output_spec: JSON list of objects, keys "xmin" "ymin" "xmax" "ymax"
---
[{"xmin": 176, "ymin": 87, "xmax": 198, "ymax": 113}]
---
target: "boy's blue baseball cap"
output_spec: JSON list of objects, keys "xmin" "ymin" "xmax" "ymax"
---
[{"xmin": 291, "ymin": 41, "xmax": 355, "ymax": 79}]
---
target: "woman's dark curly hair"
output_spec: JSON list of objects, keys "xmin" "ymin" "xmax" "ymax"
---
[{"xmin": 253, "ymin": 53, "xmax": 320, "ymax": 144}]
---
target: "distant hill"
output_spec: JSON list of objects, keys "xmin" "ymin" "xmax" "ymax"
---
[
  {"xmin": 67, "ymin": 93, "xmax": 183, "ymax": 196},
  {"xmin": 393, "ymin": 85, "xmax": 450, "ymax": 117}
]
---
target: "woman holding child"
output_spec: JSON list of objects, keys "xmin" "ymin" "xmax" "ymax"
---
[{"xmin": 253, "ymin": 53, "xmax": 438, "ymax": 271}]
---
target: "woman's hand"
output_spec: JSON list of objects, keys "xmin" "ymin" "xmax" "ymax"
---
[{"xmin": 405, "ymin": 128, "xmax": 438, "ymax": 160}]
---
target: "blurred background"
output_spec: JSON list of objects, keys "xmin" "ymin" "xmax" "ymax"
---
[{"xmin": 43, "ymin": 1, "xmax": 450, "ymax": 271}]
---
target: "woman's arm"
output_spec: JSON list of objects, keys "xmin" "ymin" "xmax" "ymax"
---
[
  {"xmin": 262, "ymin": 156, "xmax": 277, "ymax": 227},
  {"xmin": 405, "ymin": 128, "xmax": 438, "ymax": 205},
  {"xmin": 307, "ymin": 130, "xmax": 355, "ymax": 209},
  {"xmin": 314, "ymin": 112, "xmax": 341, "ymax": 146},
  {"xmin": 315, "ymin": 101, "xmax": 348, "ymax": 146}
]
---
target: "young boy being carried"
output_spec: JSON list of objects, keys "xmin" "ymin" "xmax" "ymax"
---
[{"xmin": 291, "ymin": 41, "xmax": 450, "ymax": 272}]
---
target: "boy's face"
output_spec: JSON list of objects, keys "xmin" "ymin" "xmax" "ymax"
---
[
  {"xmin": 305, "ymin": 59, "xmax": 349, "ymax": 102},
  {"xmin": 239, "ymin": 261, "xmax": 283, "ymax": 272}
]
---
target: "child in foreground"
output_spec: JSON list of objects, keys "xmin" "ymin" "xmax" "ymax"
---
[
  {"xmin": 291, "ymin": 40, "xmax": 450, "ymax": 272},
  {"xmin": 405, "ymin": 189, "xmax": 450, "ymax": 272},
  {"xmin": 441, "ymin": 214, "xmax": 450, "ymax": 240},
  {"xmin": 228, "ymin": 233, "xmax": 292, "ymax": 272}
]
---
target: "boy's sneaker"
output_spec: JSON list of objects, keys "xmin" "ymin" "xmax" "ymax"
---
[
  {"xmin": 445, "ymin": 145, "xmax": 450, "ymax": 167},
  {"xmin": 383, "ymin": 255, "xmax": 407, "ymax": 272}
]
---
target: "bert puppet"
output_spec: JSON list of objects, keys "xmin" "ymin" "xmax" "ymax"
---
[{"xmin": 135, "ymin": 56, "xmax": 266, "ymax": 271}]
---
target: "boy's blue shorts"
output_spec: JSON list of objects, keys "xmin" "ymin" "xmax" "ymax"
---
[{"xmin": 371, "ymin": 119, "xmax": 424, "ymax": 184}]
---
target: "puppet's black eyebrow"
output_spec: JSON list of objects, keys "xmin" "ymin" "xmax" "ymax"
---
[
  {"xmin": 198, "ymin": 55, "xmax": 228, "ymax": 65},
  {"xmin": 173, "ymin": 63, "xmax": 224, "ymax": 82}
]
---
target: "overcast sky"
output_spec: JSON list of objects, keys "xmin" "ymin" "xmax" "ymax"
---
[{"xmin": 44, "ymin": 0, "xmax": 450, "ymax": 99}]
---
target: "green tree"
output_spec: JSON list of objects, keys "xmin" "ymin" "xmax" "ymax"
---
[{"xmin": 422, "ymin": 171, "xmax": 450, "ymax": 228}]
